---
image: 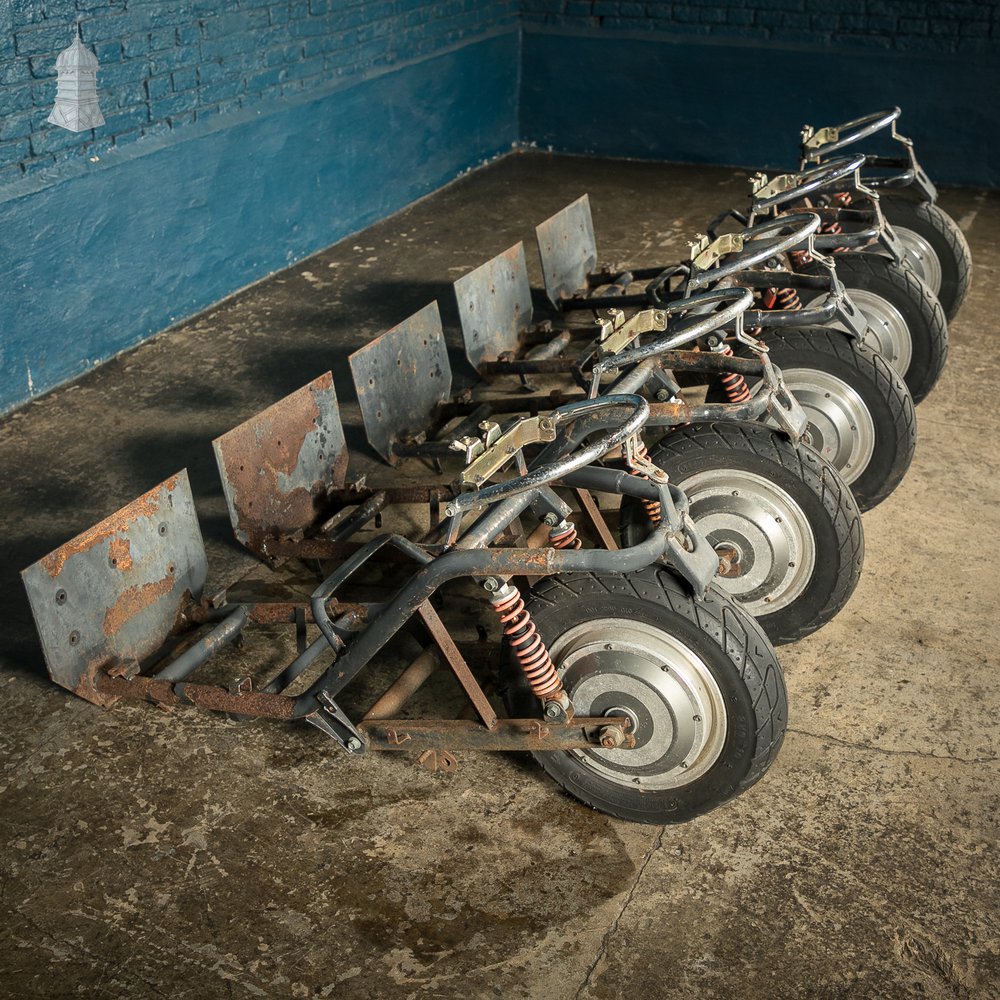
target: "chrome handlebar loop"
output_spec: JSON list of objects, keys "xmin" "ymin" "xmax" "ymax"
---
[{"xmin": 445, "ymin": 394, "xmax": 650, "ymax": 515}]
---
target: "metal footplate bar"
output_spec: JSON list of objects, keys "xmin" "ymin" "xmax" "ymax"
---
[
  {"xmin": 454, "ymin": 241, "xmax": 599, "ymax": 380},
  {"xmin": 360, "ymin": 716, "xmax": 633, "ymax": 751},
  {"xmin": 212, "ymin": 372, "xmax": 351, "ymax": 563},
  {"xmin": 348, "ymin": 301, "xmax": 454, "ymax": 466}
]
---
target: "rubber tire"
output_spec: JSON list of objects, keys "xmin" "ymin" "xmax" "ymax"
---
[
  {"xmin": 797, "ymin": 253, "xmax": 948, "ymax": 404},
  {"xmin": 707, "ymin": 328, "xmax": 916, "ymax": 511},
  {"xmin": 617, "ymin": 422, "xmax": 864, "ymax": 645},
  {"xmin": 500, "ymin": 568, "xmax": 787, "ymax": 825},
  {"xmin": 879, "ymin": 196, "xmax": 972, "ymax": 322}
]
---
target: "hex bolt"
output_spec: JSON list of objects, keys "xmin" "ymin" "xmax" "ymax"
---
[
  {"xmin": 599, "ymin": 726, "xmax": 626, "ymax": 749},
  {"xmin": 542, "ymin": 512, "xmax": 560, "ymax": 526},
  {"xmin": 346, "ymin": 737, "xmax": 362, "ymax": 752},
  {"xmin": 544, "ymin": 701, "xmax": 562, "ymax": 720},
  {"xmin": 482, "ymin": 577, "xmax": 501, "ymax": 593}
]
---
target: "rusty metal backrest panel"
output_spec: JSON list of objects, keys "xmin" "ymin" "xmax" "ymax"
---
[
  {"xmin": 348, "ymin": 301, "xmax": 452, "ymax": 465},
  {"xmin": 21, "ymin": 471, "xmax": 207, "ymax": 705},
  {"xmin": 454, "ymin": 242, "xmax": 533, "ymax": 372},
  {"xmin": 212, "ymin": 372, "xmax": 348, "ymax": 560},
  {"xmin": 535, "ymin": 194, "xmax": 598, "ymax": 308}
]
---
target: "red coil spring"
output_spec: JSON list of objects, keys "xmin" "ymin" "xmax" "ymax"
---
[
  {"xmin": 833, "ymin": 191, "xmax": 853, "ymax": 207},
  {"xmin": 628, "ymin": 439, "xmax": 662, "ymax": 524},
  {"xmin": 789, "ymin": 248, "xmax": 812, "ymax": 268},
  {"xmin": 492, "ymin": 586, "xmax": 563, "ymax": 700},
  {"xmin": 718, "ymin": 346, "xmax": 752, "ymax": 404},
  {"xmin": 820, "ymin": 218, "xmax": 849, "ymax": 253},
  {"xmin": 548, "ymin": 522, "xmax": 582, "ymax": 549},
  {"xmin": 774, "ymin": 286, "xmax": 802, "ymax": 311}
]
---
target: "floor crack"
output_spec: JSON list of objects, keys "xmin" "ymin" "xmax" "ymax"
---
[
  {"xmin": 787, "ymin": 727, "xmax": 1000, "ymax": 766},
  {"xmin": 574, "ymin": 826, "xmax": 665, "ymax": 999}
]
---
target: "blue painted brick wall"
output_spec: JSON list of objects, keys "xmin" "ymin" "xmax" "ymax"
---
[
  {"xmin": 1, "ymin": 0, "xmax": 995, "ymax": 183},
  {"xmin": 0, "ymin": 0, "xmax": 518, "ymax": 182},
  {"xmin": 519, "ymin": 0, "xmax": 999, "ymax": 53}
]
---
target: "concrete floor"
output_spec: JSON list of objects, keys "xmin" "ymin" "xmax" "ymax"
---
[{"xmin": 2, "ymin": 153, "xmax": 999, "ymax": 999}]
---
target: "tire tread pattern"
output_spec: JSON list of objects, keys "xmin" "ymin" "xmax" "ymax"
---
[
  {"xmin": 719, "ymin": 326, "xmax": 917, "ymax": 510},
  {"xmin": 521, "ymin": 568, "xmax": 788, "ymax": 808},
  {"xmin": 634, "ymin": 421, "xmax": 864, "ymax": 644},
  {"xmin": 882, "ymin": 196, "xmax": 972, "ymax": 321},
  {"xmin": 813, "ymin": 253, "xmax": 948, "ymax": 403}
]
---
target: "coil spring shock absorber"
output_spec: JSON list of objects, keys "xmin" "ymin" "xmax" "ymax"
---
[
  {"xmin": 491, "ymin": 583, "xmax": 564, "ymax": 702},
  {"xmin": 627, "ymin": 438, "xmax": 663, "ymax": 525},
  {"xmin": 772, "ymin": 285, "xmax": 802, "ymax": 312},
  {"xmin": 548, "ymin": 519, "xmax": 581, "ymax": 549},
  {"xmin": 717, "ymin": 345, "xmax": 752, "ymax": 404},
  {"xmin": 821, "ymin": 218, "xmax": 844, "ymax": 238}
]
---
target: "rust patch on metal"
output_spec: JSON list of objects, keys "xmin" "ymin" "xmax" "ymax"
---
[
  {"xmin": 90, "ymin": 670, "xmax": 301, "ymax": 720},
  {"xmin": 214, "ymin": 373, "xmax": 348, "ymax": 558},
  {"xmin": 102, "ymin": 572, "xmax": 175, "ymax": 637},
  {"xmin": 418, "ymin": 602, "xmax": 497, "ymax": 729},
  {"xmin": 575, "ymin": 488, "xmax": 618, "ymax": 550},
  {"xmin": 107, "ymin": 537, "xmax": 133, "ymax": 572},
  {"xmin": 40, "ymin": 474, "xmax": 180, "ymax": 579}
]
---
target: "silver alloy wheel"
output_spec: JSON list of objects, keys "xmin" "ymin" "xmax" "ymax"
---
[
  {"xmin": 848, "ymin": 288, "xmax": 913, "ymax": 376},
  {"xmin": 678, "ymin": 469, "xmax": 815, "ymax": 616},
  {"xmin": 771, "ymin": 367, "xmax": 876, "ymax": 486},
  {"xmin": 547, "ymin": 618, "xmax": 727, "ymax": 790},
  {"xmin": 893, "ymin": 224, "xmax": 943, "ymax": 297}
]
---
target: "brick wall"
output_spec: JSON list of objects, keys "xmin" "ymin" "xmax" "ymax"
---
[
  {"xmin": 520, "ymin": 1, "xmax": 999, "ymax": 53},
  {"xmin": 0, "ymin": 0, "xmax": 518, "ymax": 185}
]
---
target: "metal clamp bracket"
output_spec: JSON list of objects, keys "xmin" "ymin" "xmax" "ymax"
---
[
  {"xmin": 457, "ymin": 414, "xmax": 558, "ymax": 489},
  {"xmin": 596, "ymin": 308, "xmax": 668, "ymax": 359},
  {"xmin": 689, "ymin": 231, "xmax": 744, "ymax": 270},
  {"xmin": 308, "ymin": 691, "xmax": 366, "ymax": 754}
]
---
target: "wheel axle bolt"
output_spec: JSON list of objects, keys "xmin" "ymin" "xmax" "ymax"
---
[{"xmin": 599, "ymin": 726, "xmax": 626, "ymax": 749}]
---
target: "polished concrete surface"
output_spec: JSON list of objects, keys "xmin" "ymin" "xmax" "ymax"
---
[{"xmin": 1, "ymin": 153, "xmax": 998, "ymax": 999}]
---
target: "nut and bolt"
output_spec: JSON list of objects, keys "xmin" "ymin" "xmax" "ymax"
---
[
  {"xmin": 346, "ymin": 737, "xmax": 363, "ymax": 752},
  {"xmin": 599, "ymin": 726, "xmax": 626, "ymax": 750},
  {"xmin": 544, "ymin": 701, "xmax": 563, "ymax": 720},
  {"xmin": 482, "ymin": 577, "xmax": 501, "ymax": 593},
  {"xmin": 542, "ymin": 512, "xmax": 560, "ymax": 526}
]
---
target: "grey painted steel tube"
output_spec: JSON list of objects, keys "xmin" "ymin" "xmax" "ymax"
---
[
  {"xmin": 154, "ymin": 606, "xmax": 249, "ymax": 682},
  {"xmin": 300, "ymin": 521, "xmax": 675, "ymax": 712}
]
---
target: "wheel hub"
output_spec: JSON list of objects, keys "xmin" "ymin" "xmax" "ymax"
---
[
  {"xmin": 549, "ymin": 619, "xmax": 727, "ymax": 790},
  {"xmin": 848, "ymin": 287, "xmax": 912, "ymax": 376},
  {"xmin": 893, "ymin": 225, "xmax": 943, "ymax": 297},
  {"xmin": 681, "ymin": 470, "xmax": 814, "ymax": 614},
  {"xmin": 772, "ymin": 367, "xmax": 876, "ymax": 486}
]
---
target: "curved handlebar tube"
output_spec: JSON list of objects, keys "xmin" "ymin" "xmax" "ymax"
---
[
  {"xmin": 592, "ymin": 287, "xmax": 753, "ymax": 376},
  {"xmin": 751, "ymin": 154, "xmax": 866, "ymax": 212},
  {"xmin": 688, "ymin": 212, "xmax": 821, "ymax": 288},
  {"xmin": 802, "ymin": 108, "xmax": 901, "ymax": 158},
  {"xmin": 445, "ymin": 394, "xmax": 650, "ymax": 515}
]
